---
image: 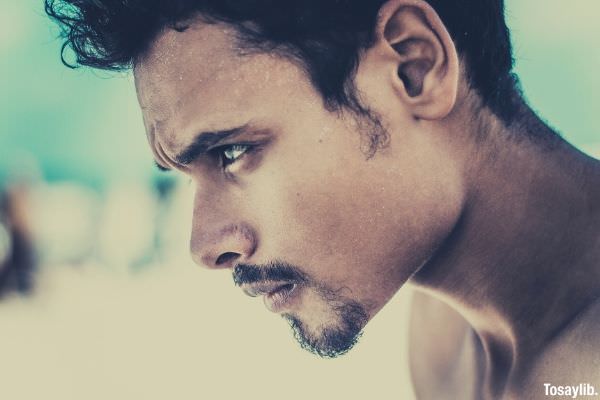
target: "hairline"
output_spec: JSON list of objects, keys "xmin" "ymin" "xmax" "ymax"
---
[{"xmin": 134, "ymin": 17, "xmax": 391, "ymax": 158}]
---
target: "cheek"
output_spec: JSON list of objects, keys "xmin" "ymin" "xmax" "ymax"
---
[
  {"xmin": 244, "ymin": 117, "xmax": 464, "ymax": 306},
  {"xmin": 256, "ymin": 162, "xmax": 400, "ymax": 281},
  {"xmin": 256, "ymin": 172, "xmax": 350, "ymax": 269},
  {"xmin": 258, "ymin": 146, "xmax": 458, "ymax": 262},
  {"xmin": 271, "ymin": 172, "xmax": 437, "ymax": 313}
]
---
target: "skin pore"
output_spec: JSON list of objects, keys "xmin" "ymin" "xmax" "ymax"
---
[{"xmin": 133, "ymin": 0, "xmax": 600, "ymax": 397}]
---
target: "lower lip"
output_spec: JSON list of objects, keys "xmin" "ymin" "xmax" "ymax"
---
[{"xmin": 264, "ymin": 283, "xmax": 299, "ymax": 313}]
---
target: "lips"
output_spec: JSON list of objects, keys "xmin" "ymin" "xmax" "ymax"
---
[{"xmin": 241, "ymin": 281, "xmax": 300, "ymax": 313}]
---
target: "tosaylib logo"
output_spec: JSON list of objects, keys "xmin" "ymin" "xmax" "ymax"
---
[{"xmin": 544, "ymin": 383, "xmax": 599, "ymax": 398}]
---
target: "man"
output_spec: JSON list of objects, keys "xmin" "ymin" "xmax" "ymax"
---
[{"xmin": 46, "ymin": 0, "xmax": 599, "ymax": 398}]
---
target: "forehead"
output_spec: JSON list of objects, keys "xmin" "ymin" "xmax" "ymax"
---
[
  {"xmin": 133, "ymin": 19, "xmax": 307, "ymax": 152},
  {"xmin": 134, "ymin": 20, "xmax": 235, "ymax": 119}
]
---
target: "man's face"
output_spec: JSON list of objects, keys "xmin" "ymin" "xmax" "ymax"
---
[{"xmin": 134, "ymin": 20, "xmax": 464, "ymax": 356}]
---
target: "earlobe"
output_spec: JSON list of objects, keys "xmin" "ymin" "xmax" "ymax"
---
[{"xmin": 378, "ymin": 0, "xmax": 459, "ymax": 120}]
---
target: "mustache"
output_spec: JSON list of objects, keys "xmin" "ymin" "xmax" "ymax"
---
[{"xmin": 232, "ymin": 261, "xmax": 309, "ymax": 286}]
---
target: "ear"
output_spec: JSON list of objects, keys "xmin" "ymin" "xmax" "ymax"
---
[{"xmin": 373, "ymin": 0, "xmax": 459, "ymax": 120}]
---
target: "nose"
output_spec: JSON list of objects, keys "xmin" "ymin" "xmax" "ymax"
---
[{"xmin": 191, "ymin": 223, "xmax": 258, "ymax": 270}]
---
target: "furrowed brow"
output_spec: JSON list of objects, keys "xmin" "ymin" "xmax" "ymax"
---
[{"xmin": 174, "ymin": 126, "xmax": 248, "ymax": 166}]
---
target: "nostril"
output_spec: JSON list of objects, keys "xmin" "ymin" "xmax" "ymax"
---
[{"xmin": 215, "ymin": 252, "xmax": 240, "ymax": 267}]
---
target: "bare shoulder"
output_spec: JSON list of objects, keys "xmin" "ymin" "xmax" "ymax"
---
[
  {"xmin": 521, "ymin": 297, "xmax": 600, "ymax": 398},
  {"xmin": 408, "ymin": 290, "xmax": 482, "ymax": 400},
  {"xmin": 409, "ymin": 290, "xmax": 472, "ymax": 368},
  {"xmin": 520, "ymin": 219, "xmax": 600, "ymax": 397}
]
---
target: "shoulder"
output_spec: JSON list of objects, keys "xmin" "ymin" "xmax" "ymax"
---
[
  {"xmin": 520, "ymin": 298, "xmax": 600, "ymax": 397},
  {"xmin": 408, "ymin": 290, "xmax": 482, "ymax": 400},
  {"xmin": 409, "ymin": 290, "xmax": 472, "ymax": 367}
]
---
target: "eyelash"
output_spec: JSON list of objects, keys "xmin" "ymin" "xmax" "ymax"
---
[{"xmin": 213, "ymin": 144, "xmax": 251, "ymax": 169}]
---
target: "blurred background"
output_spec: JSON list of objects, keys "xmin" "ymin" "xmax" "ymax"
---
[{"xmin": 0, "ymin": 1, "xmax": 598, "ymax": 399}]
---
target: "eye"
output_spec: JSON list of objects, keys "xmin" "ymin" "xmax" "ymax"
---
[{"xmin": 218, "ymin": 144, "xmax": 250, "ymax": 168}]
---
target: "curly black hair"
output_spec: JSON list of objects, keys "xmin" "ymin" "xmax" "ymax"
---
[{"xmin": 45, "ymin": 0, "xmax": 519, "ymax": 121}]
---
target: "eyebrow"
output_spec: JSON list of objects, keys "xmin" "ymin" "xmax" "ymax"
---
[{"xmin": 154, "ymin": 125, "xmax": 248, "ymax": 172}]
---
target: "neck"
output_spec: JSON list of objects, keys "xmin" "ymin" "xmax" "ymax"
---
[{"xmin": 410, "ymin": 102, "xmax": 600, "ymax": 393}]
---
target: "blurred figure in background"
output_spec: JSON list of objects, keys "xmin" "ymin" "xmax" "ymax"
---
[{"xmin": 0, "ymin": 184, "xmax": 36, "ymax": 298}]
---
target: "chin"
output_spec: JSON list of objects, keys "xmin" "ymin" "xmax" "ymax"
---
[{"xmin": 282, "ymin": 297, "xmax": 369, "ymax": 358}]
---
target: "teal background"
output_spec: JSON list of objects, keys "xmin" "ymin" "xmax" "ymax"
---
[{"xmin": 0, "ymin": 0, "xmax": 598, "ymax": 188}]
